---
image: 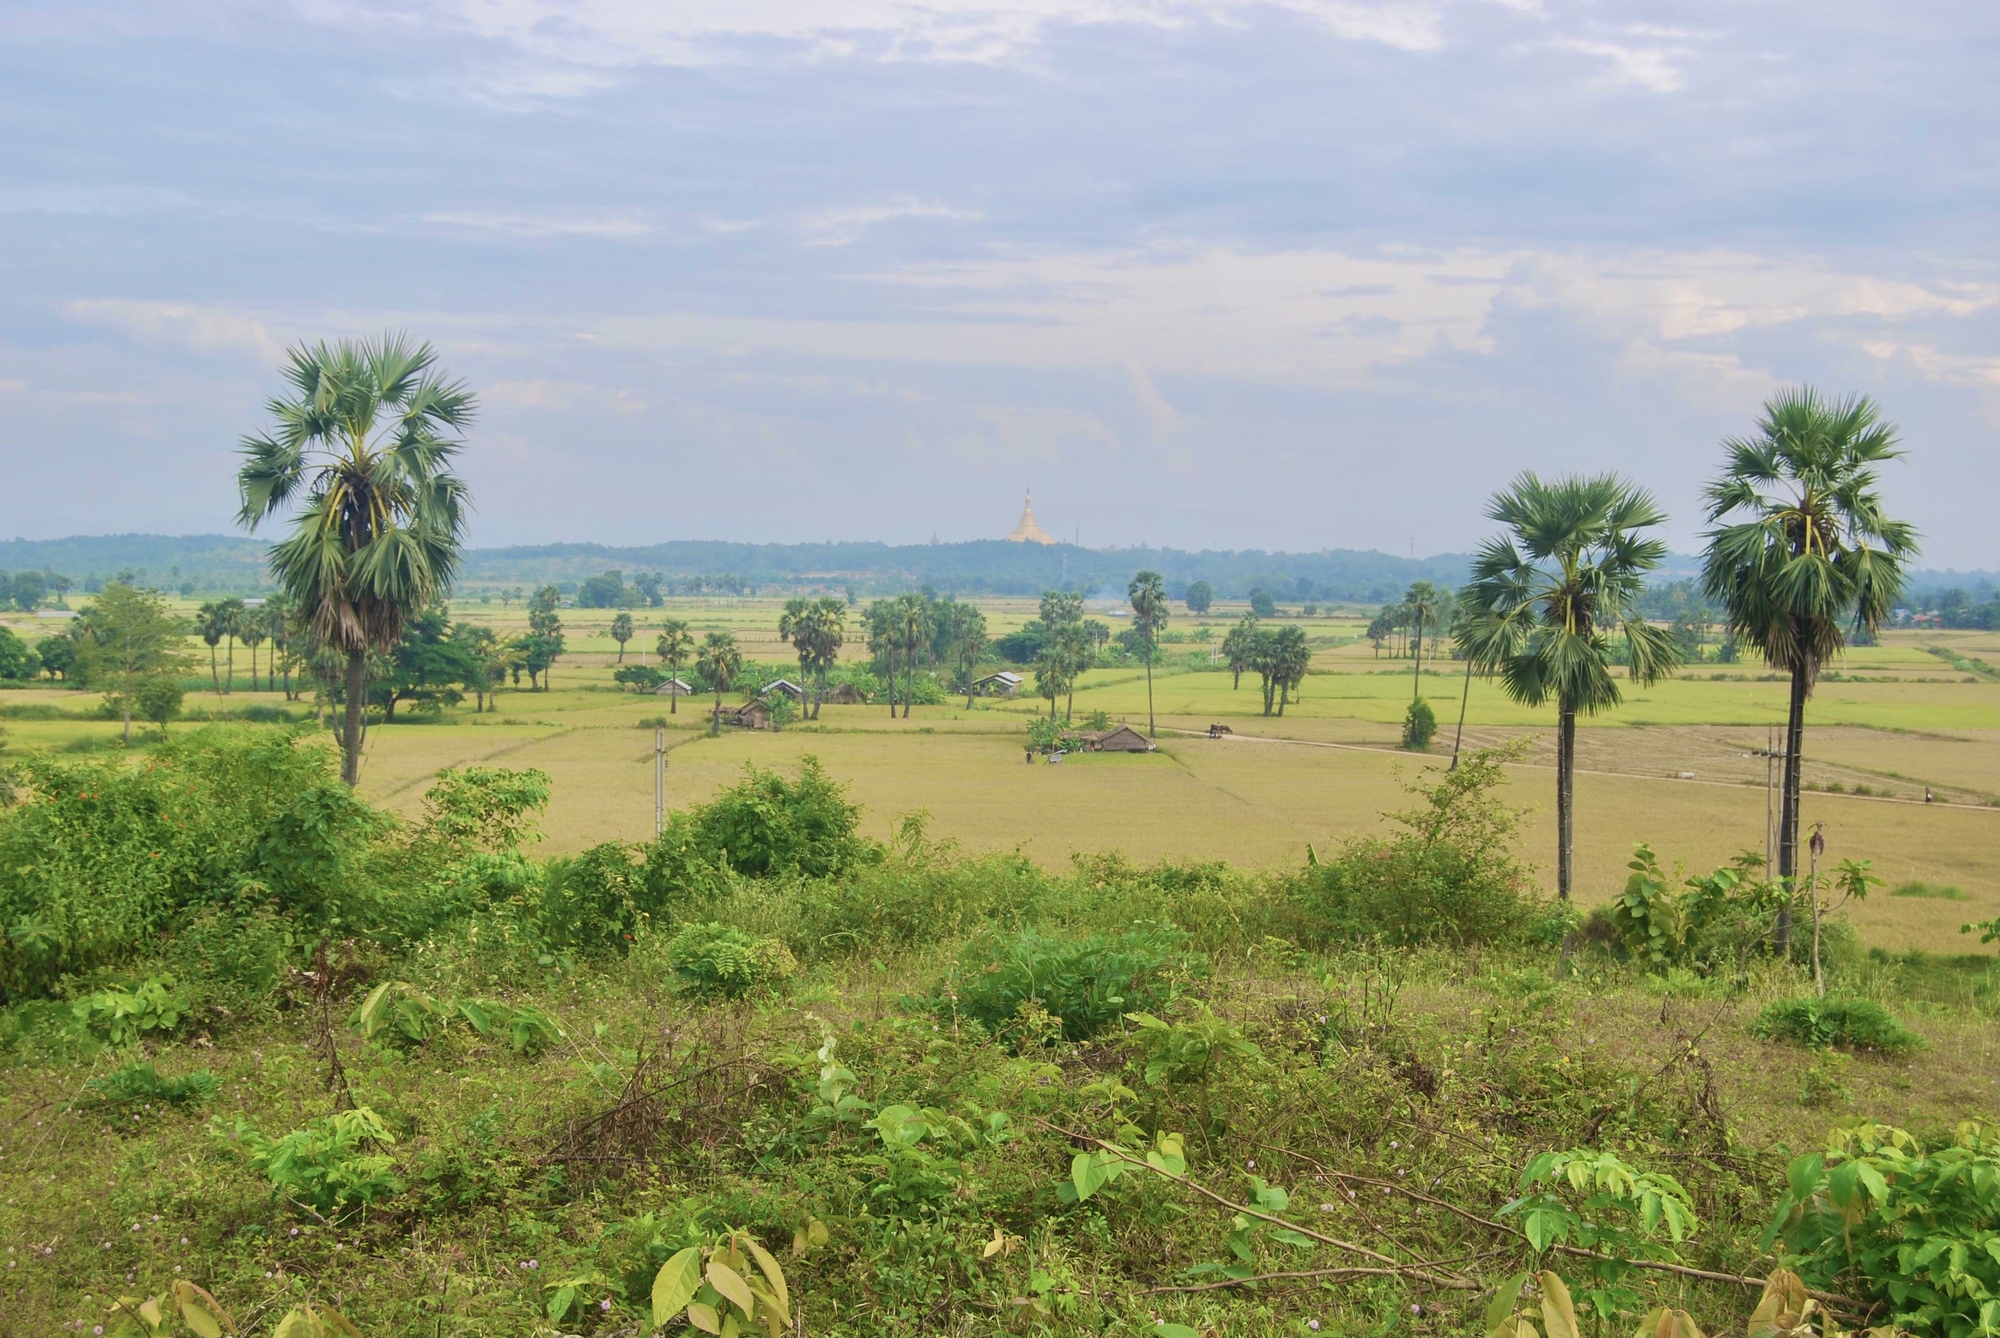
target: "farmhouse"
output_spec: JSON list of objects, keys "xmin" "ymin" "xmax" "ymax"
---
[
  {"xmin": 1082, "ymin": 724, "xmax": 1154, "ymax": 753},
  {"xmin": 651, "ymin": 677, "xmax": 695, "ymax": 697},
  {"xmin": 759, "ymin": 678, "xmax": 807, "ymax": 702},
  {"xmin": 823, "ymin": 682, "xmax": 868, "ymax": 705},
  {"xmin": 973, "ymin": 671, "xmax": 1024, "ymax": 697},
  {"xmin": 716, "ymin": 700, "xmax": 774, "ymax": 730}
]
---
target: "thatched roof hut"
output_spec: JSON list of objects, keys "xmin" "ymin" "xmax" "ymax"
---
[{"xmin": 1082, "ymin": 724, "xmax": 1154, "ymax": 753}]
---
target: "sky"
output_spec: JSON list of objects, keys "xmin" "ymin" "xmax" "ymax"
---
[{"xmin": 1, "ymin": 0, "xmax": 1995, "ymax": 566}]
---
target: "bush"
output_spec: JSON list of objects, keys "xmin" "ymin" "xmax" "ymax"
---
[
  {"xmin": 215, "ymin": 1106, "xmax": 402, "ymax": 1216},
  {"xmin": 1401, "ymin": 697, "xmax": 1437, "ymax": 750},
  {"xmin": 643, "ymin": 757, "xmax": 878, "ymax": 893},
  {"xmin": 1295, "ymin": 747, "xmax": 1531, "ymax": 946},
  {"xmin": 1751, "ymin": 997, "xmax": 1920, "ymax": 1055},
  {"xmin": 939, "ymin": 924, "xmax": 1198, "ymax": 1043},
  {"xmin": 532, "ymin": 842, "xmax": 644, "ymax": 956},
  {"xmin": 84, "ymin": 1060, "xmax": 218, "ymax": 1106},
  {"xmin": 666, "ymin": 922, "xmax": 796, "ymax": 998},
  {"xmin": 72, "ymin": 975, "xmax": 189, "ymax": 1044}
]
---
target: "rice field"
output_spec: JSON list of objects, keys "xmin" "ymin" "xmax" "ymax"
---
[{"xmin": 4, "ymin": 599, "xmax": 1995, "ymax": 955}]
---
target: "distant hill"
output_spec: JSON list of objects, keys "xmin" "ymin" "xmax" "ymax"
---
[{"xmin": 3, "ymin": 533, "xmax": 1991, "ymax": 604}]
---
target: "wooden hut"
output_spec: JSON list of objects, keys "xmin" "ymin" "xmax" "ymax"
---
[
  {"xmin": 652, "ymin": 677, "xmax": 695, "ymax": 697},
  {"xmin": 760, "ymin": 678, "xmax": 807, "ymax": 702},
  {"xmin": 717, "ymin": 700, "xmax": 774, "ymax": 730},
  {"xmin": 973, "ymin": 671, "xmax": 1024, "ymax": 697},
  {"xmin": 1083, "ymin": 724, "xmax": 1154, "ymax": 753}
]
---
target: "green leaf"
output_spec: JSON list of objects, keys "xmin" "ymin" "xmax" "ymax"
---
[
  {"xmin": 653, "ymin": 1247, "xmax": 704, "ymax": 1324},
  {"xmin": 1537, "ymin": 1270, "xmax": 1580, "ymax": 1338},
  {"xmin": 1486, "ymin": 1272, "xmax": 1529, "ymax": 1333}
]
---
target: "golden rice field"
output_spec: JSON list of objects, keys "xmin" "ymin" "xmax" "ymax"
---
[{"xmin": 4, "ymin": 598, "xmax": 1995, "ymax": 955}]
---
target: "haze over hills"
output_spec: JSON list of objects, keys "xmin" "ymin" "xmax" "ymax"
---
[{"xmin": 3, "ymin": 533, "xmax": 1993, "ymax": 603}]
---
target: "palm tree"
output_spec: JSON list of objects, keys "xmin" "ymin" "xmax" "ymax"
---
[
  {"xmin": 264, "ymin": 596, "xmax": 296, "ymax": 700},
  {"xmin": 1222, "ymin": 614, "xmax": 1257, "ymax": 689},
  {"xmin": 236, "ymin": 333, "xmax": 476, "ymax": 786},
  {"xmin": 195, "ymin": 601, "xmax": 228, "ymax": 695},
  {"xmin": 1128, "ymin": 570, "xmax": 1167, "ymax": 737},
  {"xmin": 239, "ymin": 607, "xmax": 266, "ymax": 691},
  {"xmin": 1463, "ymin": 473, "xmax": 1680, "ymax": 907},
  {"xmin": 864, "ymin": 600, "xmax": 898, "ymax": 717},
  {"xmin": 609, "ymin": 611, "xmax": 634, "ymax": 663},
  {"xmin": 895, "ymin": 593, "xmax": 929, "ymax": 719},
  {"xmin": 940, "ymin": 601, "xmax": 988, "ymax": 709},
  {"xmin": 1404, "ymin": 581, "xmax": 1441, "ymax": 701},
  {"xmin": 697, "ymin": 630, "xmax": 742, "ymax": 736},
  {"xmin": 1700, "ymin": 387, "xmax": 1916, "ymax": 945},
  {"xmin": 1446, "ymin": 586, "xmax": 1480, "ymax": 770},
  {"xmin": 805, "ymin": 597, "xmax": 846, "ymax": 718},
  {"xmin": 655, "ymin": 619, "xmax": 693, "ymax": 714},
  {"xmin": 1271, "ymin": 623, "xmax": 1310, "ymax": 715}
]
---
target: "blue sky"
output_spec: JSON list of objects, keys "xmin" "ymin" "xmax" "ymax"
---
[{"xmin": 1, "ymin": 0, "xmax": 1994, "ymax": 565}]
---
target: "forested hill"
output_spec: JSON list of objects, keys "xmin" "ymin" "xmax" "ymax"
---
[
  {"xmin": 6, "ymin": 533, "xmax": 1992, "ymax": 603},
  {"xmin": 0, "ymin": 534, "xmax": 1470, "ymax": 601}
]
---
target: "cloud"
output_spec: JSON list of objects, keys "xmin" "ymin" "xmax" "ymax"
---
[
  {"xmin": 799, "ymin": 199, "xmax": 984, "ymax": 245},
  {"xmin": 62, "ymin": 300, "xmax": 286, "ymax": 361},
  {"xmin": 414, "ymin": 210, "xmax": 654, "ymax": 238}
]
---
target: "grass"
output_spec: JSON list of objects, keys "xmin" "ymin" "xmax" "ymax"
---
[
  {"xmin": 1892, "ymin": 881, "xmax": 1969, "ymax": 900},
  {"xmin": 6, "ymin": 614, "xmax": 1996, "ymax": 956}
]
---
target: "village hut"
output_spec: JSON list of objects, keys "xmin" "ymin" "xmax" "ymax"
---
[
  {"xmin": 823, "ymin": 682, "xmax": 868, "ymax": 705},
  {"xmin": 1082, "ymin": 724, "xmax": 1154, "ymax": 753},
  {"xmin": 717, "ymin": 699, "xmax": 774, "ymax": 730},
  {"xmin": 760, "ymin": 678, "xmax": 807, "ymax": 702},
  {"xmin": 651, "ymin": 677, "xmax": 695, "ymax": 697},
  {"xmin": 973, "ymin": 670, "xmax": 1024, "ymax": 697}
]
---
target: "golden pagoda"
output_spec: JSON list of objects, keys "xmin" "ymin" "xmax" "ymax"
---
[{"xmin": 1004, "ymin": 490, "xmax": 1056, "ymax": 544}]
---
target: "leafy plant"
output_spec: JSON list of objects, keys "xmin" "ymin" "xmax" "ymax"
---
[
  {"xmin": 85, "ymin": 1061, "xmax": 218, "ymax": 1106},
  {"xmin": 667, "ymin": 922, "xmax": 797, "ymax": 999},
  {"xmin": 1500, "ymin": 1148, "xmax": 1698, "ymax": 1319},
  {"xmin": 1125, "ymin": 1005, "xmax": 1258, "ymax": 1089},
  {"xmin": 1401, "ymin": 696, "xmax": 1437, "ymax": 750},
  {"xmin": 1752, "ymin": 997, "xmax": 1920, "ymax": 1055},
  {"xmin": 1765, "ymin": 1121, "xmax": 2000, "ymax": 1337},
  {"xmin": 457, "ymin": 998, "xmax": 561, "ymax": 1055},
  {"xmin": 940, "ymin": 923, "xmax": 1197, "ymax": 1043},
  {"xmin": 1485, "ymin": 1269, "xmax": 1581, "ymax": 1338},
  {"xmin": 352, "ymin": 980, "xmax": 447, "ymax": 1048},
  {"xmin": 215, "ymin": 1105, "xmax": 401, "ymax": 1216},
  {"xmin": 650, "ymin": 1229, "xmax": 794, "ymax": 1336},
  {"xmin": 101, "ymin": 1280, "xmax": 237, "ymax": 1337},
  {"xmin": 73, "ymin": 975, "xmax": 189, "ymax": 1045}
]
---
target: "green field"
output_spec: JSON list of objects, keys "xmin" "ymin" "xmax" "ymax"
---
[{"xmin": 6, "ymin": 599, "xmax": 1993, "ymax": 955}]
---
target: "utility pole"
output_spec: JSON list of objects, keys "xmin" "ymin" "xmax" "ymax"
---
[
  {"xmin": 1750, "ymin": 725, "xmax": 1789, "ymax": 877},
  {"xmin": 654, "ymin": 726, "xmax": 667, "ymax": 837}
]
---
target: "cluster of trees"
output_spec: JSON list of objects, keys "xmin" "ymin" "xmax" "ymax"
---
[
  {"xmin": 1219, "ymin": 616, "xmax": 1312, "ymax": 715},
  {"xmin": 569, "ymin": 569, "xmax": 757, "ymax": 607},
  {"xmin": 863, "ymin": 592, "xmax": 989, "ymax": 717},
  {"xmin": 1905, "ymin": 586, "xmax": 2000, "ymax": 630},
  {"xmin": 0, "ymin": 567, "xmax": 71, "ymax": 611}
]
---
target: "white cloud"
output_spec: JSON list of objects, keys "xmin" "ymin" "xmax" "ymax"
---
[
  {"xmin": 62, "ymin": 299, "xmax": 286, "ymax": 361},
  {"xmin": 800, "ymin": 198, "xmax": 984, "ymax": 245},
  {"xmin": 414, "ymin": 210, "xmax": 653, "ymax": 238}
]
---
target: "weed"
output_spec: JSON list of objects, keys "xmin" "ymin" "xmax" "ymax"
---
[
  {"xmin": 72, "ymin": 975, "xmax": 189, "ymax": 1045},
  {"xmin": 1892, "ymin": 880, "xmax": 1967, "ymax": 900},
  {"xmin": 939, "ymin": 923, "xmax": 1197, "ymax": 1043},
  {"xmin": 666, "ymin": 922, "xmax": 797, "ymax": 998},
  {"xmin": 214, "ymin": 1105, "xmax": 402, "ymax": 1216},
  {"xmin": 1752, "ymin": 996, "xmax": 1920, "ymax": 1055},
  {"xmin": 82, "ymin": 1061, "xmax": 219, "ymax": 1107}
]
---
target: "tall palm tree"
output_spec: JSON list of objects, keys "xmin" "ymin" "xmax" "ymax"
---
[
  {"xmin": 1128, "ymin": 570, "xmax": 1167, "ymax": 737},
  {"xmin": 239, "ymin": 607, "xmax": 266, "ymax": 691},
  {"xmin": 1446, "ymin": 586, "xmax": 1480, "ymax": 770},
  {"xmin": 805, "ymin": 596, "xmax": 845, "ymax": 718},
  {"xmin": 895, "ymin": 593, "xmax": 929, "ymax": 719},
  {"xmin": 1463, "ymin": 473, "xmax": 1680, "ymax": 906},
  {"xmin": 1222, "ymin": 614, "xmax": 1257, "ymax": 690},
  {"xmin": 1404, "ymin": 581, "xmax": 1441, "ymax": 701},
  {"xmin": 609, "ymin": 611, "xmax": 634, "ymax": 663},
  {"xmin": 864, "ymin": 600, "xmax": 898, "ymax": 717},
  {"xmin": 654, "ymin": 619, "xmax": 694, "ymax": 714},
  {"xmin": 941, "ymin": 601, "xmax": 988, "ymax": 709},
  {"xmin": 236, "ymin": 333, "xmax": 476, "ymax": 786},
  {"xmin": 697, "ymin": 630, "xmax": 742, "ymax": 736},
  {"xmin": 1700, "ymin": 387, "xmax": 1916, "ymax": 946},
  {"xmin": 215, "ymin": 596, "xmax": 246, "ymax": 693},
  {"xmin": 195, "ymin": 601, "xmax": 228, "ymax": 695}
]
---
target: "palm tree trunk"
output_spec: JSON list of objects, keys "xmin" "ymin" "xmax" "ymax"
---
[
  {"xmin": 669, "ymin": 666, "xmax": 678, "ymax": 713},
  {"xmin": 209, "ymin": 645, "xmax": 220, "ymax": 695},
  {"xmin": 225, "ymin": 638, "xmax": 235, "ymax": 694},
  {"xmin": 1448, "ymin": 658, "xmax": 1474, "ymax": 770},
  {"xmin": 1145, "ymin": 652, "xmax": 1156, "ymax": 737},
  {"xmin": 1412, "ymin": 612, "xmax": 1423, "ymax": 701},
  {"xmin": 712, "ymin": 686, "xmax": 722, "ymax": 736},
  {"xmin": 1556, "ymin": 705, "xmax": 1575, "ymax": 901},
  {"xmin": 884, "ymin": 648, "xmax": 897, "ymax": 717},
  {"xmin": 1777, "ymin": 655, "xmax": 1809, "ymax": 953},
  {"xmin": 341, "ymin": 650, "xmax": 367, "ymax": 787}
]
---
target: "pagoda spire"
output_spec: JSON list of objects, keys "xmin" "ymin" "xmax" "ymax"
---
[{"xmin": 1005, "ymin": 489, "xmax": 1056, "ymax": 544}]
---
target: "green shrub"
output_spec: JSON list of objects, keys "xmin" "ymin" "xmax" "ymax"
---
[
  {"xmin": 353, "ymin": 980, "xmax": 448, "ymax": 1048},
  {"xmin": 1401, "ymin": 697, "xmax": 1437, "ymax": 750},
  {"xmin": 532, "ymin": 842, "xmax": 644, "ymax": 955},
  {"xmin": 1296, "ymin": 747, "xmax": 1530, "ymax": 946},
  {"xmin": 72, "ymin": 975, "xmax": 189, "ymax": 1044},
  {"xmin": 1766, "ymin": 1121, "xmax": 2000, "ymax": 1335},
  {"xmin": 457, "ymin": 999, "xmax": 561, "ymax": 1055},
  {"xmin": 939, "ymin": 924, "xmax": 1198, "ymax": 1043},
  {"xmin": 1892, "ymin": 880, "xmax": 1967, "ymax": 901},
  {"xmin": 681, "ymin": 757, "xmax": 877, "ymax": 880},
  {"xmin": 215, "ymin": 1106, "xmax": 402, "ymax": 1216},
  {"xmin": 1751, "ymin": 996, "xmax": 1920, "ymax": 1055},
  {"xmin": 83, "ymin": 1060, "xmax": 218, "ymax": 1106},
  {"xmin": 666, "ymin": 921, "xmax": 796, "ymax": 998}
]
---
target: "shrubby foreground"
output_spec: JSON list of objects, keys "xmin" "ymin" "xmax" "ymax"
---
[{"xmin": 0, "ymin": 729, "xmax": 1994, "ymax": 1336}]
